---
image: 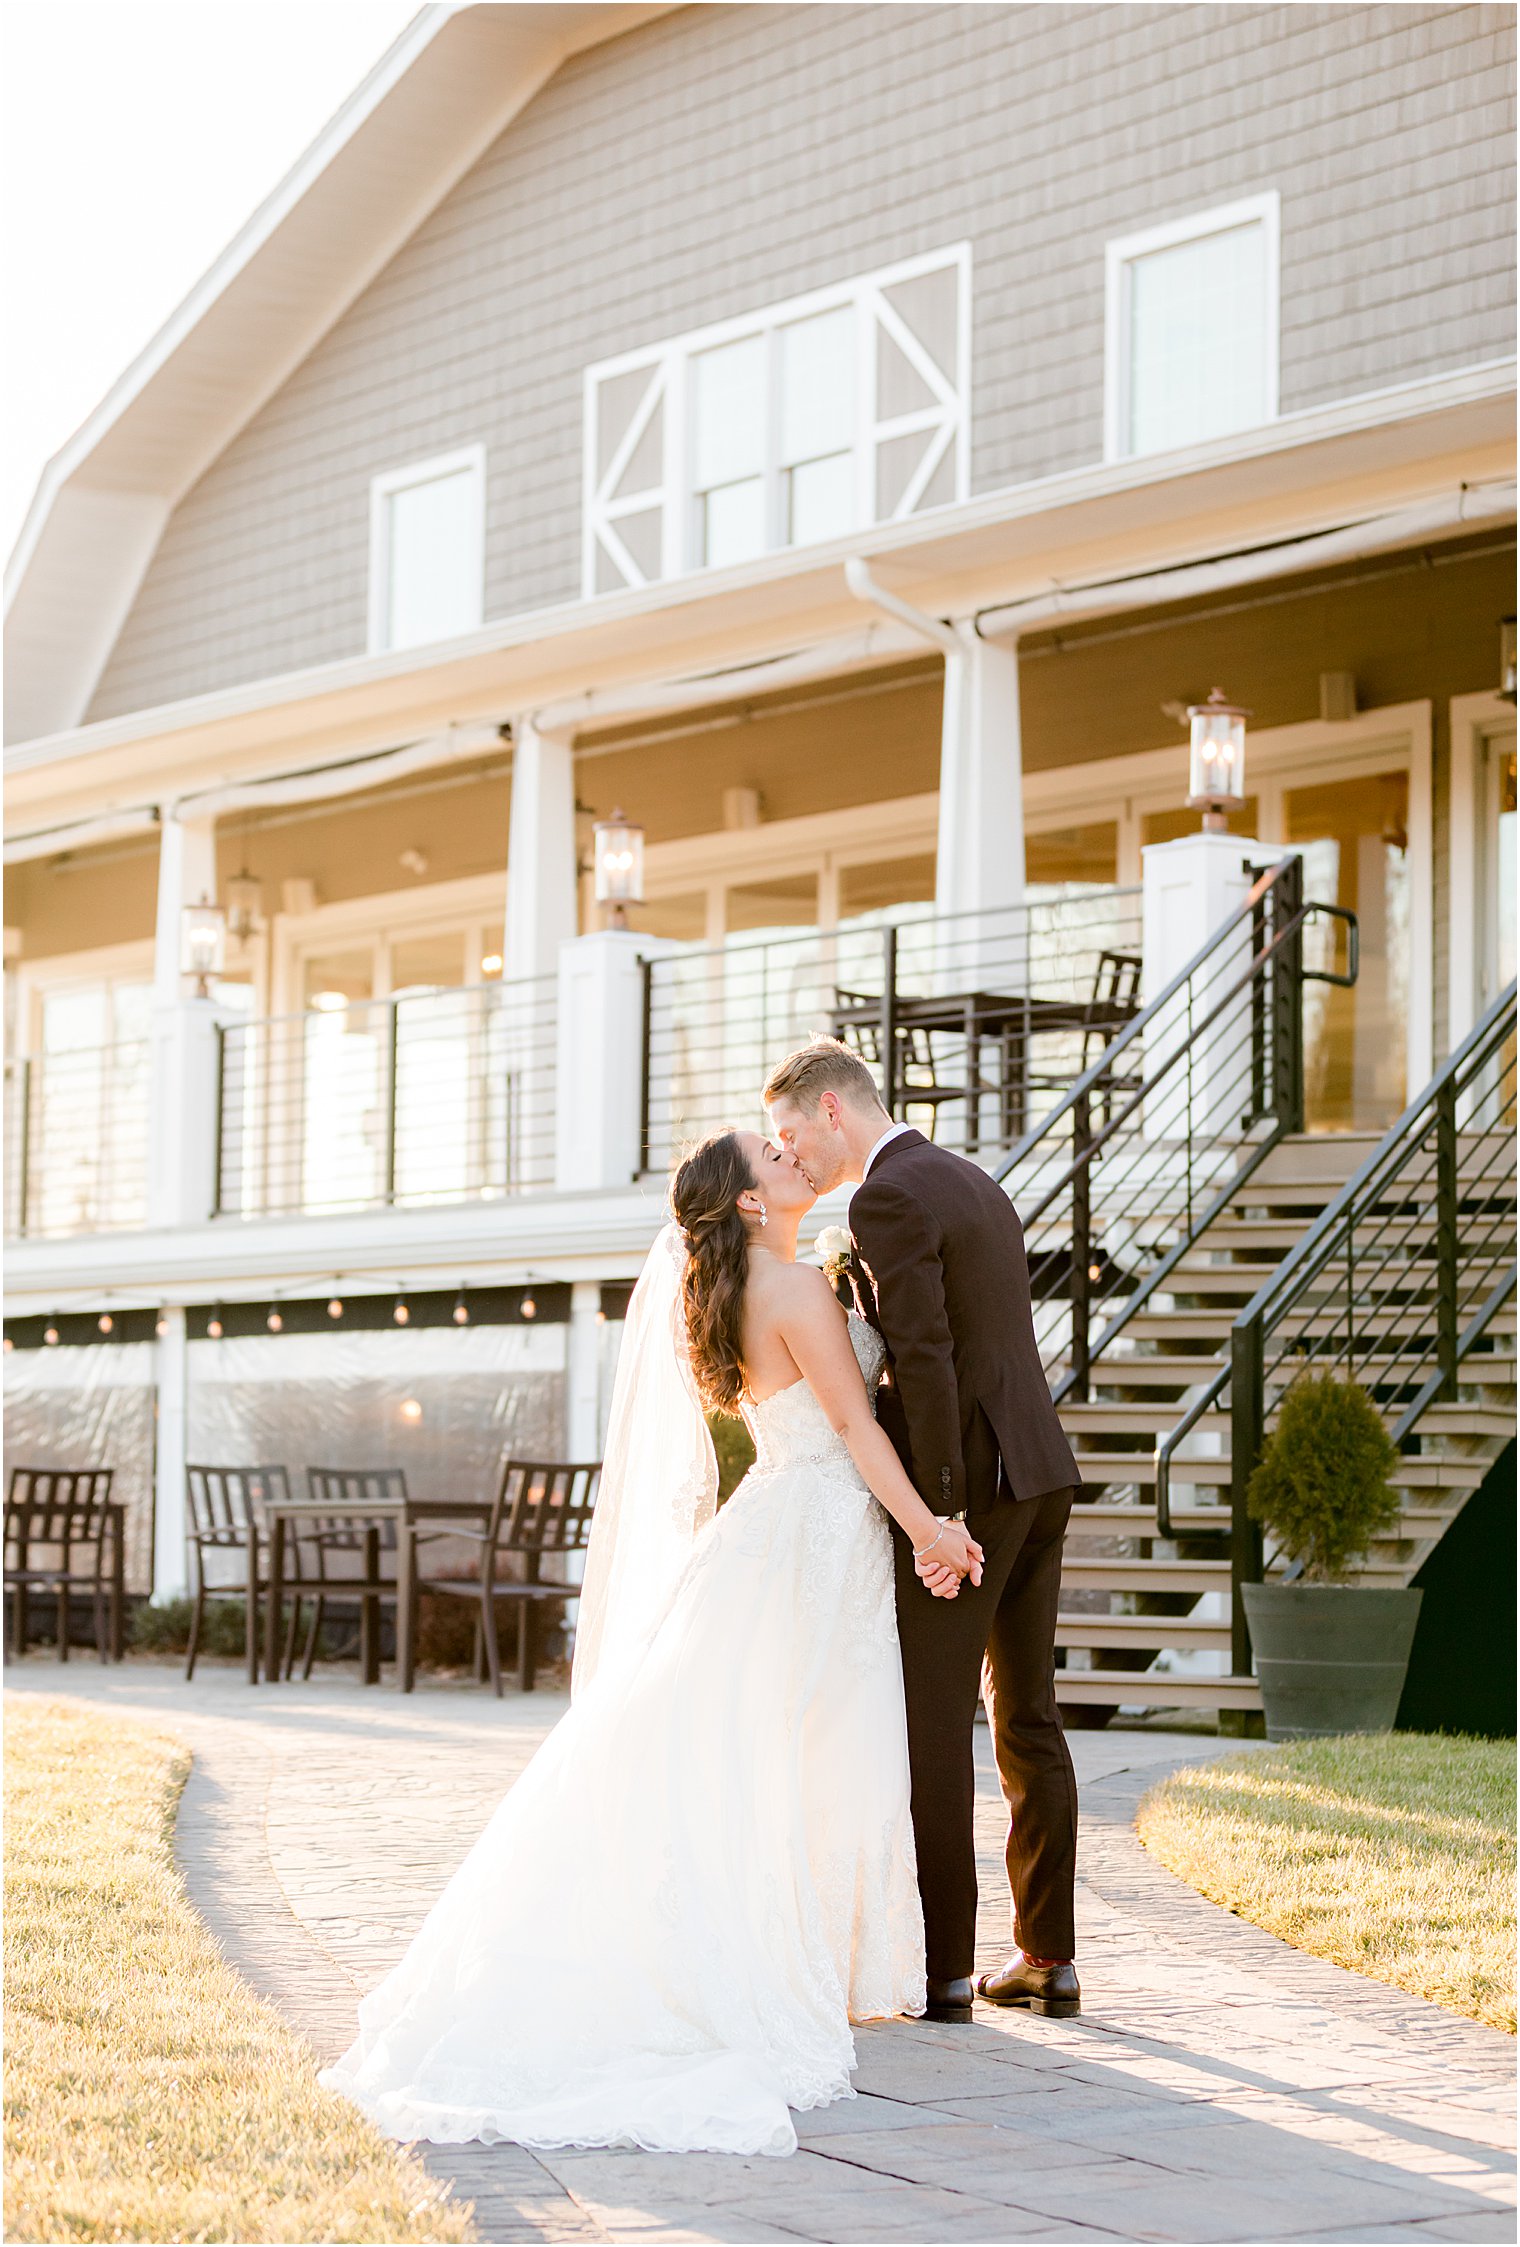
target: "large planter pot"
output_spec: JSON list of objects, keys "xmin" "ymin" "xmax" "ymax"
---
[{"xmin": 1241, "ymin": 1581, "xmax": 1424, "ymax": 1742}]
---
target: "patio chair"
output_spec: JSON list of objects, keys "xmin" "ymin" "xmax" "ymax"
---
[
  {"xmin": 834, "ymin": 993, "xmax": 971, "ymax": 1140},
  {"xmin": 1082, "ymin": 950, "xmax": 1144, "ymax": 1130},
  {"xmin": 4, "ymin": 1467, "xmax": 118, "ymax": 1662},
  {"xmin": 294, "ymin": 1467, "xmax": 406, "ymax": 1678},
  {"xmin": 184, "ymin": 1463, "xmax": 305, "ymax": 1681},
  {"xmin": 410, "ymin": 1459, "xmax": 601, "ymax": 1696}
]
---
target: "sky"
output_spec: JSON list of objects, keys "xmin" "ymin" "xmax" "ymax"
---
[{"xmin": 2, "ymin": 1, "xmax": 420, "ymax": 571}]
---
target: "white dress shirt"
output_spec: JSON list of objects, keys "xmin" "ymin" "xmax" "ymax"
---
[{"xmin": 861, "ymin": 1119, "xmax": 915, "ymax": 1179}]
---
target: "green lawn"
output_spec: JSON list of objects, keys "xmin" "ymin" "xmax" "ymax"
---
[
  {"xmin": 1139, "ymin": 1732, "xmax": 1515, "ymax": 2034},
  {"xmin": 4, "ymin": 1697, "xmax": 474, "ymax": 2243}
]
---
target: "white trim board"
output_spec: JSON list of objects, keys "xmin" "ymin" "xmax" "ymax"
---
[{"xmin": 1448, "ymin": 689, "xmax": 1517, "ymax": 1048}]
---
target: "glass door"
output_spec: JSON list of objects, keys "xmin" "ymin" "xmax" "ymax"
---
[{"xmin": 1283, "ymin": 772, "xmax": 1409, "ymax": 1132}]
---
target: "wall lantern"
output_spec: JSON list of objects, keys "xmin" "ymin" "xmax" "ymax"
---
[
  {"xmin": 179, "ymin": 898, "xmax": 227, "ymax": 996},
  {"xmin": 1186, "ymin": 689, "xmax": 1250, "ymax": 832},
  {"xmin": 593, "ymin": 808, "xmax": 644, "ymax": 928},
  {"xmin": 1500, "ymin": 616, "xmax": 1516, "ymax": 706}
]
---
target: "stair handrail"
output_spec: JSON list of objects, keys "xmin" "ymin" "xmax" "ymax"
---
[
  {"xmin": 997, "ymin": 852, "xmax": 1354, "ymax": 1403},
  {"xmin": 1154, "ymin": 979, "xmax": 1519, "ymax": 1543}
]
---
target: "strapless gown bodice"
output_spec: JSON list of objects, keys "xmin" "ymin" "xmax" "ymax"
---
[{"xmin": 746, "ymin": 1313, "xmax": 886, "ymax": 1476}]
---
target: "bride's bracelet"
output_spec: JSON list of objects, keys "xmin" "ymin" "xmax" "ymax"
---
[{"xmin": 913, "ymin": 1524, "xmax": 949, "ymax": 1561}]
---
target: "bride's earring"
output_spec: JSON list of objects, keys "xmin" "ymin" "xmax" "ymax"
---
[{"xmin": 758, "ymin": 1206, "xmax": 768, "ymax": 1228}]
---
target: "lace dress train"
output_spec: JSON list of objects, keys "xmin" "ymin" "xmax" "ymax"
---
[{"xmin": 320, "ymin": 1316, "xmax": 925, "ymax": 2157}]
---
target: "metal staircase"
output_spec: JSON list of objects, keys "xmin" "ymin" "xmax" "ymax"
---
[{"xmin": 994, "ymin": 859, "xmax": 1517, "ymax": 1724}]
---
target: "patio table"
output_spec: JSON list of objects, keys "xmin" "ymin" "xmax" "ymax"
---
[
  {"xmin": 260, "ymin": 1494, "xmax": 492, "ymax": 1686},
  {"xmin": 829, "ymin": 989, "xmax": 1138, "ymax": 1145}
]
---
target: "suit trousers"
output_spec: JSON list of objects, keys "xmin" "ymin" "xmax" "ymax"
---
[{"xmin": 891, "ymin": 1481, "xmax": 1078, "ymax": 1979}]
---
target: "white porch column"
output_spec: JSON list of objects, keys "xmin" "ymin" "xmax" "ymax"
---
[
  {"xmin": 506, "ymin": 719, "xmax": 579, "ymax": 982},
  {"xmin": 149, "ymin": 813, "xmax": 222, "ymax": 1230},
  {"xmin": 555, "ymin": 929, "xmax": 657, "ymax": 1191},
  {"xmin": 1140, "ymin": 830, "xmax": 1268, "ymax": 1142},
  {"xmin": 935, "ymin": 624, "xmax": 1026, "ymax": 924},
  {"xmin": 153, "ymin": 1305, "xmax": 190, "ymax": 1600}
]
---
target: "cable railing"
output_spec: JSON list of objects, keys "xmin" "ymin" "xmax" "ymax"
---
[
  {"xmin": 640, "ymin": 886, "xmax": 1144, "ymax": 1174},
  {"xmin": 216, "ymin": 976, "xmax": 558, "ymax": 1220},
  {"xmin": 1147, "ymin": 981, "xmax": 1517, "ymax": 1664},
  {"xmin": 995, "ymin": 854, "xmax": 1355, "ymax": 1399},
  {"xmin": 3, "ymin": 1043, "xmax": 152, "ymax": 1239}
]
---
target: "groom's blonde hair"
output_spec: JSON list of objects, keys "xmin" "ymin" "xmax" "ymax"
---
[{"xmin": 763, "ymin": 1036, "xmax": 885, "ymax": 1115}]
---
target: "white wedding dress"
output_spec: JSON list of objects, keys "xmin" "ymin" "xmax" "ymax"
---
[{"xmin": 320, "ymin": 1310, "xmax": 926, "ymax": 2158}]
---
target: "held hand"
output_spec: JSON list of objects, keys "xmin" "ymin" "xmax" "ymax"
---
[
  {"xmin": 917, "ymin": 1556, "xmax": 961, "ymax": 1599},
  {"xmin": 913, "ymin": 1518, "xmax": 985, "ymax": 1590}
]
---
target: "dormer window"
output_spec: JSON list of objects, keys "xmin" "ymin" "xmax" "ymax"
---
[
  {"xmin": 368, "ymin": 446, "xmax": 485, "ymax": 653},
  {"xmin": 584, "ymin": 247, "xmax": 970, "ymax": 595}
]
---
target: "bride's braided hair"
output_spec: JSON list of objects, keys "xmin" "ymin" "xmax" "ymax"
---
[{"xmin": 671, "ymin": 1131, "xmax": 756, "ymax": 1415}]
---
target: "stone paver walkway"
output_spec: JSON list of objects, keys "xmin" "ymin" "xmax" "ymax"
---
[{"xmin": 8, "ymin": 1659, "xmax": 1514, "ymax": 2246}]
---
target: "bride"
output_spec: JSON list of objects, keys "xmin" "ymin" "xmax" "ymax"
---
[{"xmin": 321, "ymin": 1129, "xmax": 983, "ymax": 2159}]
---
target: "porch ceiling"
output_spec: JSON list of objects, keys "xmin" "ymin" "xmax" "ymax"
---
[{"xmin": 5, "ymin": 359, "xmax": 1514, "ymax": 837}]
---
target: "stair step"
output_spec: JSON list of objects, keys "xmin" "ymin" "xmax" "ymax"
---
[
  {"xmin": 1065, "ymin": 1501, "xmax": 1474, "ymax": 1537},
  {"xmin": 1061, "ymin": 1558, "xmax": 1230, "ymax": 1593},
  {"xmin": 1078, "ymin": 1351, "xmax": 1516, "ymax": 1395},
  {"xmin": 1122, "ymin": 1307, "xmax": 1516, "ymax": 1341},
  {"xmin": 1070, "ymin": 1452, "xmax": 1494, "ymax": 1489},
  {"xmin": 1055, "ymin": 1614, "xmax": 1231, "ymax": 1649},
  {"xmin": 1055, "ymin": 1670, "xmax": 1261, "ymax": 1711}
]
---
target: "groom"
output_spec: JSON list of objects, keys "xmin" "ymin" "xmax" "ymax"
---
[{"xmin": 766, "ymin": 1037, "xmax": 1081, "ymax": 2024}]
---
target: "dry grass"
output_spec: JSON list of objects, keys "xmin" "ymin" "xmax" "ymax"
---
[
  {"xmin": 4, "ymin": 1697, "xmax": 476, "ymax": 2243},
  {"xmin": 1139, "ymin": 1731, "xmax": 1516, "ymax": 2034}
]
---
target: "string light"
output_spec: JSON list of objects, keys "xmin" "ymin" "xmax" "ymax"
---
[
  {"xmin": 520, "ymin": 1293, "xmax": 537, "ymax": 1321},
  {"xmin": 400, "ymin": 1398, "xmax": 423, "ymax": 1423},
  {"xmin": 393, "ymin": 1297, "xmax": 410, "ymax": 1326},
  {"xmin": 97, "ymin": 1312, "xmax": 113, "ymax": 1334},
  {"xmin": 43, "ymin": 1322, "xmax": 60, "ymax": 1347},
  {"xmin": 327, "ymin": 1295, "xmax": 344, "ymax": 1319},
  {"xmin": 155, "ymin": 1312, "xmax": 169, "ymax": 1338},
  {"xmin": 266, "ymin": 1307, "xmax": 283, "ymax": 1333},
  {"xmin": 452, "ymin": 1291, "xmax": 470, "ymax": 1326},
  {"xmin": 207, "ymin": 1307, "xmax": 224, "ymax": 1340},
  {"xmin": 3, "ymin": 1335, "xmax": 13, "ymax": 1353}
]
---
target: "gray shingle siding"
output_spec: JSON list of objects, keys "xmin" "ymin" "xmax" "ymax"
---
[{"xmin": 86, "ymin": 2, "xmax": 1516, "ymax": 722}]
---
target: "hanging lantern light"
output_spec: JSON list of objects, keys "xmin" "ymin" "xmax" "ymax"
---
[
  {"xmin": 592, "ymin": 808, "xmax": 645, "ymax": 929},
  {"xmin": 1185, "ymin": 690, "xmax": 1250, "ymax": 832},
  {"xmin": 225, "ymin": 871, "xmax": 263, "ymax": 943}
]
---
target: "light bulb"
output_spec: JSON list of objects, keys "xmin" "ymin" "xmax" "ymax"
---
[
  {"xmin": 266, "ymin": 1309, "xmax": 283, "ymax": 1332},
  {"xmin": 327, "ymin": 1297, "xmax": 344, "ymax": 1319},
  {"xmin": 452, "ymin": 1295, "xmax": 469, "ymax": 1325},
  {"xmin": 43, "ymin": 1324, "xmax": 60, "ymax": 1347},
  {"xmin": 155, "ymin": 1314, "xmax": 169, "ymax": 1338},
  {"xmin": 207, "ymin": 1317, "xmax": 223, "ymax": 1340},
  {"xmin": 521, "ymin": 1294, "xmax": 537, "ymax": 1321},
  {"xmin": 400, "ymin": 1398, "xmax": 423, "ymax": 1423},
  {"xmin": 393, "ymin": 1300, "xmax": 410, "ymax": 1326},
  {"xmin": 97, "ymin": 1312, "xmax": 113, "ymax": 1334},
  {"xmin": 3, "ymin": 1335, "xmax": 13, "ymax": 1353}
]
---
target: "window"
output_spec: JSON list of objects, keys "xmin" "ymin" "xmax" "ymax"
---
[
  {"xmin": 368, "ymin": 447, "xmax": 485, "ymax": 653},
  {"xmin": 1105, "ymin": 195, "xmax": 1279, "ymax": 461},
  {"xmin": 584, "ymin": 247, "xmax": 969, "ymax": 594}
]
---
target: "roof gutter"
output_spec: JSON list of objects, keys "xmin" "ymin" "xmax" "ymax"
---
[{"xmin": 972, "ymin": 478, "xmax": 1516, "ymax": 642}]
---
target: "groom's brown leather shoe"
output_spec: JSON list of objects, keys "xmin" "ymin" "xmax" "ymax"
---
[
  {"xmin": 976, "ymin": 1955, "xmax": 1081, "ymax": 2017},
  {"xmin": 924, "ymin": 1975, "xmax": 975, "ymax": 2024}
]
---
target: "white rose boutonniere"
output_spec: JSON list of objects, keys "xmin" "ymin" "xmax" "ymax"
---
[{"xmin": 814, "ymin": 1225, "xmax": 854, "ymax": 1284}]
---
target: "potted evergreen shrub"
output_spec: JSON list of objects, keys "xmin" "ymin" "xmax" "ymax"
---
[{"xmin": 1240, "ymin": 1370, "xmax": 1422, "ymax": 1741}]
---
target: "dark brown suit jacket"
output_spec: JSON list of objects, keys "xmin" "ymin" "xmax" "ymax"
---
[{"xmin": 848, "ymin": 1128, "xmax": 1077, "ymax": 1514}]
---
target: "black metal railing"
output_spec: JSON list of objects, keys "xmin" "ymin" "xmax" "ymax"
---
[
  {"xmin": 1154, "ymin": 981, "xmax": 1516, "ymax": 1668},
  {"xmin": 216, "ymin": 976, "xmax": 558, "ymax": 1220},
  {"xmin": 640, "ymin": 886, "xmax": 1144, "ymax": 1174},
  {"xmin": 3, "ymin": 1043, "xmax": 152, "ymax": 1239},
  {"xmin": 996, "ymin": 854, "xmax": 1355, "ymax": 1400}
]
